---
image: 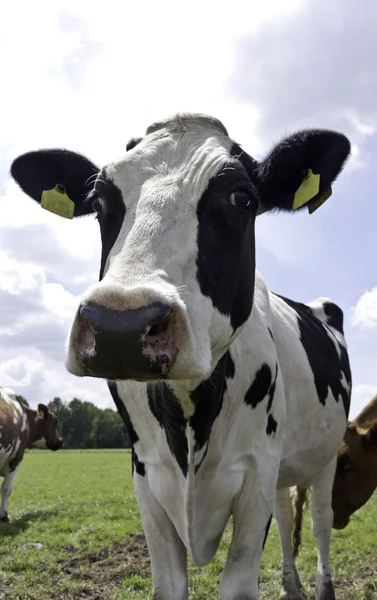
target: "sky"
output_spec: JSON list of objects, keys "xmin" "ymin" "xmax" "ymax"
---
[{"xmin": 0, "ymin": 0, "xmax": 376, "ymax": 420}]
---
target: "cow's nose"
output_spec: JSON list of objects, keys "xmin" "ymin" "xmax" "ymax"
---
[
  {"xmin": 332, "ymin": 515, "xmax": 349, "ymax": 530},
  {"xmin": 53, "ymin": 439, "xmax": 63, "ymax": 451},
  {"xmin": 76, "ymin": 301, "xmax": 177, "ymax": 380}
]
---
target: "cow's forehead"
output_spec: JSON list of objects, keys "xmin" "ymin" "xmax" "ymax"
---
[
  {"xmin": 99, "ymin": 113, "xmax": 235, "ymax": 200},
  {"xmin": 145, "ymin": 112, "xmax": 229, "ymax": 136}
]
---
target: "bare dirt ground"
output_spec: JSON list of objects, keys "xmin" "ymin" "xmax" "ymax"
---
[
  {"xmin": 55, "ymin": 533, "xmax": 151, "ymax": 600},
  {"xmin": 1, "ymin": 532, "xmax": 376, "ymax": 599}
]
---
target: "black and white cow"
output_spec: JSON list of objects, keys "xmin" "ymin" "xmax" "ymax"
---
[{"xmin": 11, "ymin": 113, "xmax": 352, "ymax": 600}]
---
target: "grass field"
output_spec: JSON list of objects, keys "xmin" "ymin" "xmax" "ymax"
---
[{"xmin": 0, "ymin": 450, "xmax": 376, "ymax": 600}]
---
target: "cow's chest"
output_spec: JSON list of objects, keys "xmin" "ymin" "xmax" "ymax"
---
[
  {"xmin": 138, "ymin": 427, "xmax": 246, "ymax": 565},
  {"xmin": 123, "ymin": 376, "xmax": 281, "ymax": 565}
]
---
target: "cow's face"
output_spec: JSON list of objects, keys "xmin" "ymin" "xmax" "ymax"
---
[
  {"xmin": 34, "ymin": 404, "xmax": 63, "ymax": 451},
  {"xmin": 332, "ymin": 421, "xmax": 377, "ymax": 529},
  {"xmin": 11, "ymin": 113, "xmax": 350, "ymax": 384}
]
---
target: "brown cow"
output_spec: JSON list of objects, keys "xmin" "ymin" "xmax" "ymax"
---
[
  {"xmin": 291, "ymin": 393, "xmax": 377, "ymax": 558},
  {"xmin": 0, "ymin": 387, "xmax": 62, "ymax": 523},
  {"xmin": 332, "ymin": 393, "xmax": 377, "ymax": 530}
]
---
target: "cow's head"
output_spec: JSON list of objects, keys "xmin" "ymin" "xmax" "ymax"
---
[
  {"xmin": 332, "ymin": 420, "xmax": 377, "ymax": 529},
  {"xmin": 11, "ymin": 113, "xmax": 351, "ymax": 384},
  {"xmin": 33, "ymin": 404, "xmax": 63, "ymax": 451}
]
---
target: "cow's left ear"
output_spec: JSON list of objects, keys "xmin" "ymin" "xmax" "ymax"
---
[
  {"xmin": 250, "ymin": 129, "xmax": 351, "ymax": 215},
  {"xmin": 10, "ymin": 149, "xmax": 100, "ymax": 219},
  {"xmin": 38, "ymin": 404, "xmax": 49, "ymax": 420}
]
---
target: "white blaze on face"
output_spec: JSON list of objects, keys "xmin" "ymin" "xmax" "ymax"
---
[{"xmin": 67, "ymin": 116, "xmax": 237, "ymax": 381}]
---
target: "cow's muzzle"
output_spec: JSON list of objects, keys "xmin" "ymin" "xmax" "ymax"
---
[{"xmin": 72, "ymin": 301, "xmax": 178, "ymax": 381}]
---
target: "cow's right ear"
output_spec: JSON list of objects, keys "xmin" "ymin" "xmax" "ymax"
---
[
  {"xmin": 10, "ymin": 149, "xmax": 100, "ymax": 219},
  {"xmin": 38, "ymin": 404, "xmax": 49, "ymax": 420}
]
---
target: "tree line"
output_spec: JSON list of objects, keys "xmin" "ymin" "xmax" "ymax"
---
[{"xmin": 19, "ymin": 395, "xmax": 131, "ymax": 449}]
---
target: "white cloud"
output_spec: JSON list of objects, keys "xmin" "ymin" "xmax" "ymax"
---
[
  {"xmin": 227, "ymin": 0, "xmax": 377, "ymax": 164},
  {"xmin": 0, "ymin": 0, "xmax": 308, "ymax": 409},
  {"xmin": 350, "ymin": 287, "xmax": 377, "ymax": 330},
  {"xmin": 1, "ymin": 0, "xmax": 376, "ymax": 412},
  {"xmin": 0, "ymin": 353, "xmax": 109, "ymax": 409}
]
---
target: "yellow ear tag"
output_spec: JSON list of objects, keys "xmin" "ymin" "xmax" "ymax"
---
[
  {"xmin": 292, "ymin": 169, "xmax": 320, "ymax": 210},
  {"xmin": 308, "ymin": 186, "xmax": 332, "ymax": 214},
  {"xmin": 41, "ymin": 184, "xmax": 74, "ymax": 219}
]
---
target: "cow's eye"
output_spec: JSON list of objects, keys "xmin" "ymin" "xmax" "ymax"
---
[
  {"xmin": 229, "ymin": 190, "xmax": 252, "ymax": 210},
  {"xmin": 92, "ymin": 196, "xmax": 105, "ymax": 213}
]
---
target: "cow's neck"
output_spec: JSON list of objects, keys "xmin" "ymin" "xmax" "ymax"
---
[
  {"xmin": 353, "ymin": 394, "xmax": 377, "ymax": 428},
  {"xmin": 147, "ymin": 350, "xmax": 234, "ymax": 477},
  {"xmin": 22, "ymin": 406, "xmax": 44, "ymax": 444}
]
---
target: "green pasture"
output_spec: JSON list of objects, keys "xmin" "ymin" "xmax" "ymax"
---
[{"xmin": 0, "ymin": 450, "xmax": 376, "ymax": 599}]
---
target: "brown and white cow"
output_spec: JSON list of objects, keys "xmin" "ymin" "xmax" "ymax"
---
[
  {"xmin": 0, "ymin": 387, "xmax": 62, "ymax": 523},
  {"xmin": 292, "ymin": 393, "xmax": 377, "ymax": 557}
]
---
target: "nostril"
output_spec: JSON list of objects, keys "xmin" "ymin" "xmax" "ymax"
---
[
  {"xmin": 145, "ymin": 309, "xmax": 172, "ymax": 342},
  {"xmin": 77, "ymin": 311, "xmax": 96, "ymax": 357},
  {"xmin": 147, "ymin": 319, "xmax": 170, "ymax": 338}
]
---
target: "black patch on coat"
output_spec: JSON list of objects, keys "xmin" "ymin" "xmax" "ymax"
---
[
  {"xmin": 92, "ymin": 169, "xmax": 126, "ymax": 280},
  {"xmin": 323, "ymin": 300, "xmax": 345, "ymax": 335},
  {"xmin": 244, "ymin": 364, "xmax": 272, "ymax": 408},
  {"xmin": 147, "ymin": 383, "xmax": 188, "ymax": 477},
  {"xmin": 268, "ymin": 328, "xmax": 274, "ymax": 341},
  {"xmin": 146, "ymin": 352, "xmax": 236, "ymax": 477},
  {"xmin": 266, "ymin": 363, "xmax": 278, "ymax": 413},
  {"xmin": 195, "ymin": 161, "xmax": 258, "ymax": 332},
  {"xmin": 190, "ymin": 351, "xmax": 235, "ymax": 473},
  {"xmin": 263, "ymin": 514, "xmax": 273, "ymax": 549},
  {"xmin": 275, "ymin": 294, "xmax": 352, "ymax": 417},
  {"xmin": 266, "ymin": 414, "xmax": 278, "ymax": 437},
  {"xmin": 107, "ymin": 382, "xmax": 145, "ymax": 477}
]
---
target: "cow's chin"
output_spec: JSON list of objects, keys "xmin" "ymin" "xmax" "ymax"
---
[{"xmin": 332, "ymin": 515, "xmax": 350, "ymax": 530}]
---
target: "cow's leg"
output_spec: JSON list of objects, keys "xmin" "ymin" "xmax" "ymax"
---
[
  {"xmin": 219, "ymin": 461, "xmax": 279, "ymax": 600},
  {"xmin": 310, "ymin": 456, "xmax": 337, "ymax": 600},
  {"xmin": 275, "ymin": 487, "xmax": 302, "ymax": 600},
  {"xmin": 0, "ymin": 464, "xmax": 21, "ymax": 523},
  {"xmin": 134, "ymin": 472, "xmax": 188, "ymax": 600}
]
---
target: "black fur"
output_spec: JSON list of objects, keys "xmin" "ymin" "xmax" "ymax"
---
[
  {"xmin": 108, "ymin": 382, "xmax": 145, "ymax": 477},
  {"xmin": 232, "ymin": 129, "xmax": 351, "ymax": 214},
  {"xmin": 275, "ymin": 294, "xmax": 351, "ymax": 417},
  {"xmin": 90, "ymin": 168, "xmax": 125, "ymax": 280},
  {"xmin": 266, "ymin": 363, "xmax": 278, "ymax": 413},
  {"xmin": 323, "ymin": 300, "xmax": 345, "ymax": 335},
  {"xmin": 244, "ymin": 364, "xmax": 272, "ymax": 409},
  {"xmin": 266, "ymin": 414, "xmax": 278, "ymax": 437},
  {"xmin": 147, "ymin": 383, "xmax": 188, "ymax": 477},
  {"xmin": 196, "ymin": 162, "xmax": 258, "ymax": 332},
  {"xmin": 10, "ymin": 149, "xmax": 99, "ymax": 214},
  {"xmin": 190, "ymin": 351, "xmax": 235, "ymax": 473}
]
